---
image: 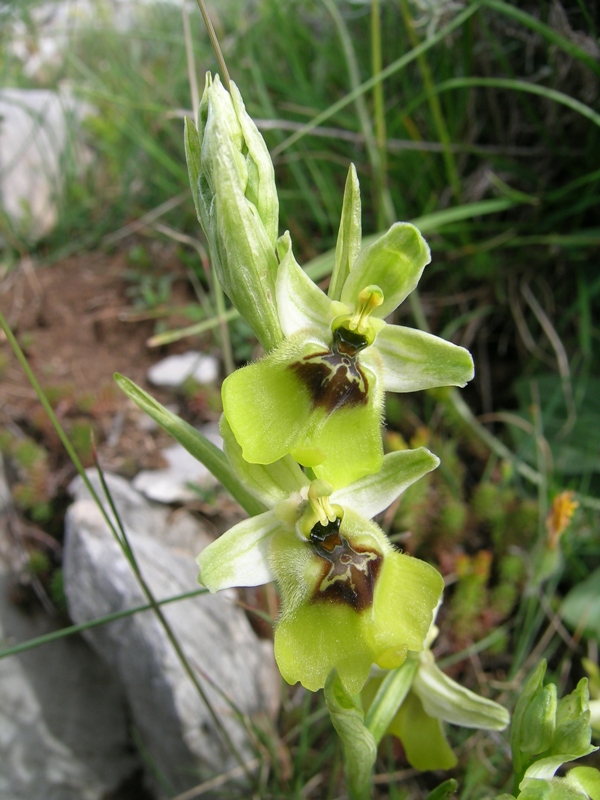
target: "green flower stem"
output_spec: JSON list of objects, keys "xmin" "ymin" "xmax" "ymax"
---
[
  {"xmin": 0, "ymin": 588, "xmax": 208, "ymax": 660},
  {"xmin": 195, "ymin": 0, "xmax": 231, "ymax": 89},
  {"xmin": 212, "ymin": 265, "xmax": 235, "ymax": 375},
  {"xmin": 325, "ymin": 671, "xmax": 377, "ymax": 800}
]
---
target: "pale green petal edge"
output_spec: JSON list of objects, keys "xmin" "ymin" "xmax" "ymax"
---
[
  {"xmin": 413, "ymin": 657, "xmax": 510, "ymax": 730},
  {"xmin": 276, "ymin": 231, "xmax": 333, "ymax": 338},
  {"xmin": 332, "ymin": 447, "xmax": 439, "ymax": 520},
  {"xmin": 197, "ymin": 511, "xmax": 280, "ymax": 591},
  {"xmin": 376, "ymin": 323, "xmax": 475, "ymax": 392}
]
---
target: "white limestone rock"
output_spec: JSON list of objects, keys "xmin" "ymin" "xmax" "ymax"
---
[
  {"xmin": 0, "ymin": 88, "xmax": 93, "ymax": 242},
  {"xmin": 0, "ymin": 566, "xmax": 139, "ymax": 800},
  {"xmin": 132, "ymin": 423, "xmax": 222, "ymax": 504},
  {"xmin": 64, "ymin": 471, "xmax": 279, "ymax": 797},
  {"xmin": 147, "ymin": 351, "xmax": 220, "ymax": 388}
]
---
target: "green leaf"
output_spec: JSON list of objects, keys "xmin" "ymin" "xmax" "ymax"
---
[
  {"xmin": 329, "ymin": 163, "xmax": 362, "ymax": 302},
  {"xmin": 425, "ymin": 779, "xmax": 459, "ymax": 800},
  {"xmin": 325, "ymin": 670, "xmax": 377, "ymax": 800},
  {"xmin": 561, "ymin": 568, "xmax": 600, "ymax": 640},
  {"xmin": 364, "ymin": 657, "xmax": 418, "ymax": 744},
  {"xmin": 114, "ymin": 374, "xmax": 265, "ymax": 517}
]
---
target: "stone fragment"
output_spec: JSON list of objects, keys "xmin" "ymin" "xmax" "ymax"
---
[
  {"xmin": 64, "ymin": 471, "xmax": 279, "ymax": 797},
  {"xmin": 147, "ymin": 351, "xmax": 219, "ymax": 388},
  {"xmin": 132, "ymin": 423, "xmax": 222, "ymax": 504},
  {"xmin": 0, "ymin": 88, "xmax": 93, "ymax": 242}
]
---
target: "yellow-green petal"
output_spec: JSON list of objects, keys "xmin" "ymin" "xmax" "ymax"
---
[{"xmin": 389, "ymin": 689, "xmax": 458, "ymax": 771}]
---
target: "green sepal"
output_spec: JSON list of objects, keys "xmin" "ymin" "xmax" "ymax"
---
[
  {"xmin": 332, "ymin": 447, "xmax": 439, "ymax": 520},
  {"xmin": 229, "ymin": 80, "xmax": 279, "ymax": 246},
  {"xmin": 511, "ymin": 660, "xmax": 549, "ymax": 782},
  {"xmin": 518, "ymin": 684, "xmax": 557, "ymax": 754},
  {"xmin": 329, "ymin": 163, "xmax": 362, "ymax": 302},
  {"xmin": 196, "ymin": 510, "xmax": 280, "ymax": 592},
  {"xmin": 341, "ymin": 222, "xmax": 431, "ymax": 319},
  {"xmin": 184, "ymin": 116, "xmax": 202, "ymax": 224},
  {"xmin": 374, "ymin": 323, "xmax": 475, "ymax": 392},
  {"xmin": 554, "ymin": 678, "xmax": 594, "ymax": 757},
  {"xmin": 276, "ymin": 231, "xmax": 333, "ymax": 338},
  {"xmin": 324, "ymin": 670, "xmax": 377, "ymax": 800},
  {"xmin": 114, "ymin": 374, "xmax": 265, "ymax": 517},
  {"xmin": 389, "ymin": 689, "xmax": 458, "ymax": 771},
  {"xmin": 413, "ymin": 653, "xmax": 510, "ymax": 730}
]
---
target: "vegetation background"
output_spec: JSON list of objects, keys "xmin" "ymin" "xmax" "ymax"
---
[{"xmin": 0, "ymin": 0, "xmax": 599, "ymax": 798}]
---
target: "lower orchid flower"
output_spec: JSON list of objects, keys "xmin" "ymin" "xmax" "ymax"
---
[{"xmin": 197, "ymin": 418, "xmax": 444, "ymax": 694}]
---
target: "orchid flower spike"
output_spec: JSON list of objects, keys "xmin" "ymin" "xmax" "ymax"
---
[
  {"xmin": 197, "ymin": 417, "xmax": 444, "ymax": 695},
  {"xmin": 223, "ymin": 165, "xmax": 474, "ymax": 487}
]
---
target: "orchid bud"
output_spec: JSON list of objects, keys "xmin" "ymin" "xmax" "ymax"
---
[{"xmin": 185, "ymin": 73, "xmax": 282, "ymax": 351}]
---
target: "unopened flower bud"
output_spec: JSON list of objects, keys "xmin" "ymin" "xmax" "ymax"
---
[{"xmin": 186, "ymin": 73, "xmax": 282, "ymax": 351}]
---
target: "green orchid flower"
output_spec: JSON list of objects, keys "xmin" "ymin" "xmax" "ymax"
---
[
  {"xmin": 223, "ymin": 166, "xmax": 474, "ymax": 487},
  {"xmin": 365, "ymin": 624, "xmax": 509, "ymax": 771},
  {"xmin": 197, "ymin": 418, "xmax": 444, "ymax": 695}
]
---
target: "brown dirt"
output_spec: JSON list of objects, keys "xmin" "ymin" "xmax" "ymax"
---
[{"xmin": 0, "ymin": 246, "xmax": 222, "ymax": 494}]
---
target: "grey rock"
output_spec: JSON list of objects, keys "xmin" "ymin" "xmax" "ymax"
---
[
  {"xmin": 132, "ymin": 423, "xmax": 222, "ymax": 504},
  {"xmin": 0, "ymin": 88, "xmax": 93, "ymax": 242},
  {"xmin": 147, "ymin": 351, "xmax": 220, "ymax": 388},
  {"xmin": 0, "ymin": 565, "xmax": 139, "ymax": 800},
  {"xmin": 64, "ymin": 472, "xmax": 279, "ymax": 797}
]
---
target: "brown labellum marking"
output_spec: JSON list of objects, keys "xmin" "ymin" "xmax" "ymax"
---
[
  {"xmin": 289, "ymin": 332, "xmax": 369, "ymax": 413},
  {"xmin": 309, "ymin": 519, "xmax": 382, "ymax": 612}
]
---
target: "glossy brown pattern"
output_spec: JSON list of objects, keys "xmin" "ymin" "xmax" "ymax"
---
[
  {"xmin": 289, "ymin": 349, "xmax": 369, "ymax": 413},
  {"xmin": 310, "ymin": 521, "xmax": 382, "ymax": 611}
]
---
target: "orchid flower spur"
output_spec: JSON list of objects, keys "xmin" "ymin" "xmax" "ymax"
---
[
  {"xmin": 197, "ymin": 418, "xmax": 444, "ymax": 695},
  {"xmin": 222, "ymin": 165, "xmax": 475, "ymax": 487},
  {"xmin": 365, "ymin": 624, "xmax": 509, "ymax": 771}
]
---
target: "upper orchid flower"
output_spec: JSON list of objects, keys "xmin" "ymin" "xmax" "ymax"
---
[
  {"xmin": 222, "ymin": 165, "xmax": 474, "ymax": 487},
  {"xmin": 197, "ymin": 417, "xmax": 444, "ymax": 695}
]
